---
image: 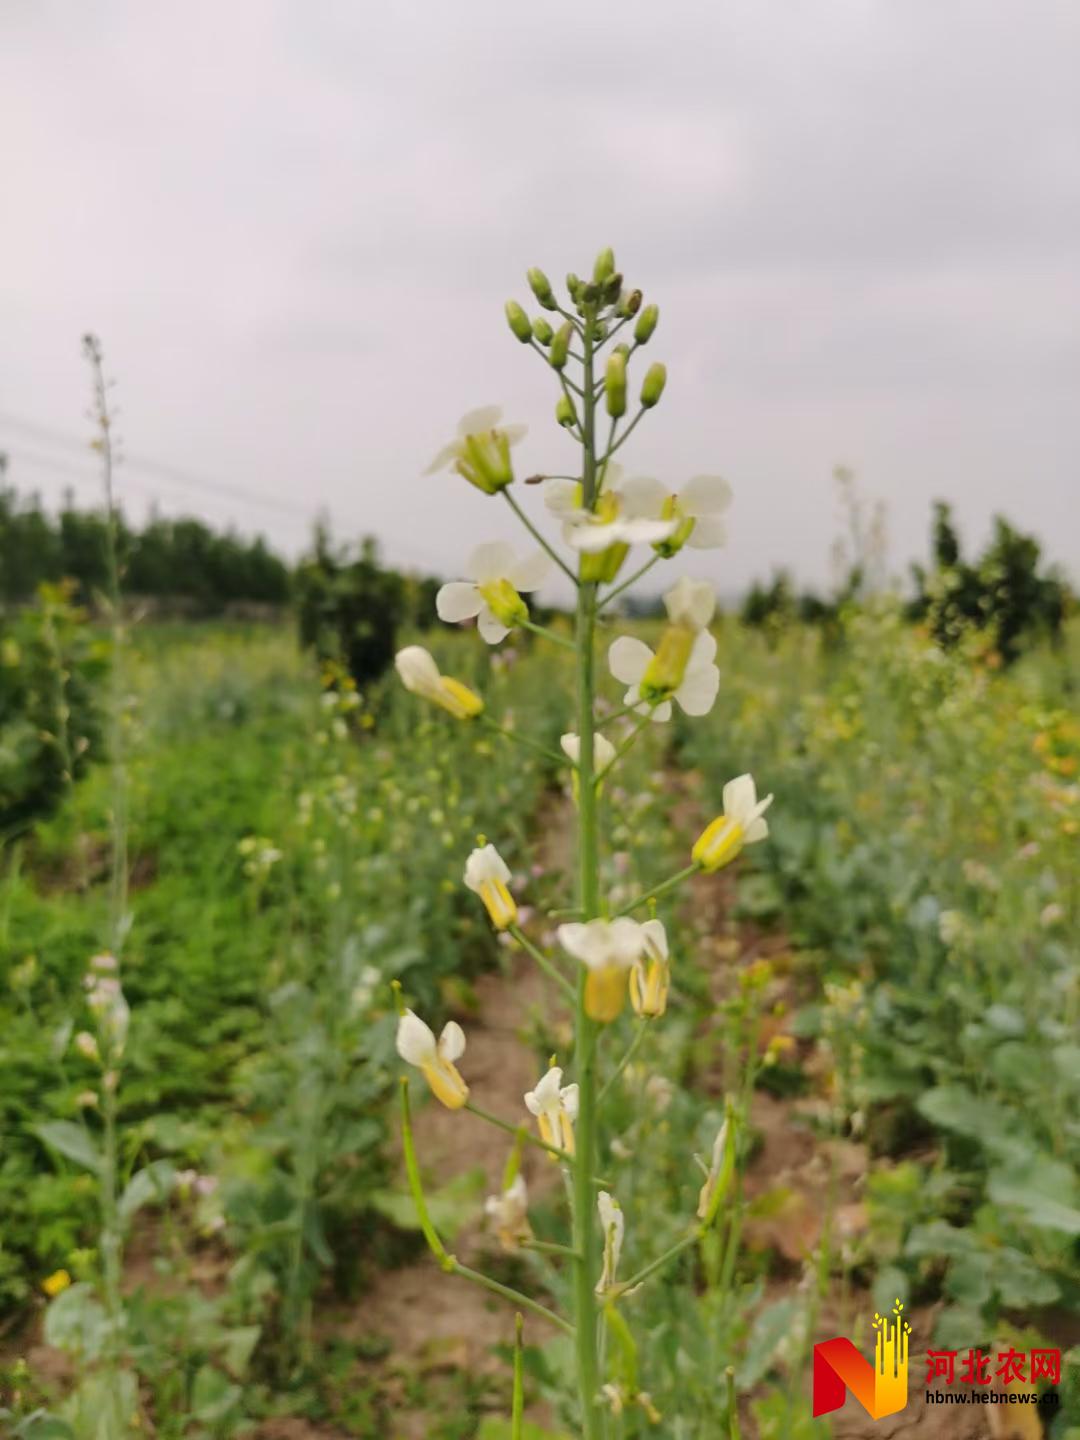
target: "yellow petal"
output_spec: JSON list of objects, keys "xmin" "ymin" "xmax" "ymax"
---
[{"xmin": 585, "ymin": 964, "xmax": 628, "ymax": 1024}]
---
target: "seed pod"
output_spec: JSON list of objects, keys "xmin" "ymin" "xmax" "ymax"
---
[
  {"xmin": 527, "ymin": 267, "xmax": 557, "ymax": 310},
  {"xmin": 532, "ymin": 317, "xmax": 554, "ymax": 345},
  {"xmin": 505, "ymin": 301, "xmax": 532, "ymax": 344},
  {"xmin": 640, "ymin": 361, "xmax": 667, "ymax": 409},
  {"xmin": 549, "ymin": 321, "xmax": 573, "ymax": 370},
  {"xmin": 555, "ymin": 393, "xmax": 578, "ymax": 429},
  {"xmin": 593, "ymin": 247, "xmax": 616, "ymax": 283},
  {"xmin": 634, "ymin": 304, "xmax": 659, "ymax": 345},
  {"xmin": 605, "ymin": 353, "xmax": 627, "ymax": 419}
]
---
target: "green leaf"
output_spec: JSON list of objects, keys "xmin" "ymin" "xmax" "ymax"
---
[
  {"xmin": 221, "ymin": 1324, "xmax": 261, "ymax": 1377},
  {"xmin": 34, "ymin": 1122, "xmax": 102, "ymax": 1176},
  {"xmin": 737, "ymin": 1297, "xmax": 800, "ymax": 1390},
  {"xmin": 872, "ymin": 1265, "xmax": 910, "ymax": 1316},
  {"xmin": 43, "ymin": 1284, "xmax": 108, "ymax": 1360},
  {"xmin": 476, "ymin": 1422, "xmax": 572, "ymax": 1440},
  {"xmin": 916, "ymin": 1085, "xmax": 1017, "ymax": 1149},
  {"xmin": 118, "ymin": 1160, "xmax": 176, "ymax": 1225},
  {"xmin": 191, "ymin": 1365, "xmax": 242, "ymax": 1424}
]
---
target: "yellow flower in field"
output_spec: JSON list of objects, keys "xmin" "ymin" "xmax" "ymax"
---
[
  {"xmin": 395, "ymin": 646, "xmax": 484, "ymax": 720},
  {"xmin": 42, "ymin": 1269, "xmax": 71, "ymax": 1297},
  {"xmin": 543, "ymin": 472, "xmax": 677, "ymax": 583},
  {"xmin": 557, "ymin": 918, "xmax": 645, "ymax": 1023},
  {"xmin": 595, "ymin": 1191, "xmax": 624, "ymax": 1296},
  {"xmin": 424, "ymin": 405, "xmax": 526, "ymax": 494},
  {"xmin": 395, "ymin": 1010, "xmax": 469, "ymax": 1110},
  {"xmin": 608, "ymin": 580, "xmax": 719, "ymax": 722},
  {"xmin": 692, "ymin": 773, "xmax": 773, "ymax": 872},
  {"xmin": 629, "ymin": 919, "xmax": 670, "ymax": 1018},
  {"xmin": 524, "ymin": 1063, "xmax": 578, "ymax": 1156},
  {"xmin": 464, "ymin": 843, "xmax": 517, "ymax": 930}
]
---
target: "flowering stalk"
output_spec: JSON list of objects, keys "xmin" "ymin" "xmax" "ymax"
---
[{"xmin": 398, "ymin": 249, "xmax": 775, "ymax": 1432}]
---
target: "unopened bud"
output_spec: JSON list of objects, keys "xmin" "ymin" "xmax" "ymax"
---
[
  {"xmin": 532, "ymin": 317, "xmax": 554, "ymax": 345},
  {"xmin": 527, "ymin": 267, "xmax": 556, "ymax": 310},
  {"xmin": 580, "ymin": 282, "xmax": 601, "ymax": 305},
  {"xmin": 566, "ymin": 272, "xmax": 582, "ymax": 300},
  {"xmin": 620, "ymin": 289, "xmax": 643, "ymax": 317},
  {"xmin": 602, "ymin": 272, "xmax": 623, "ymax": 305},
  {"xmin": 613, "ymin": 342, "xmax": 631, "ymax": 358},
  {"xmin": 634, "ymin": 304, "xmax": 659, "ymax": 345},
  {"xmin": 605, "ymin": 353, "xmax": 627, "ymax": 419},
  {"xmin": 555, "ymin": 393, "xmax": 578, "ymax": 430},
  {"xmin": 549, "ymin": 322, "xmax": 572, "ymax": 371},
  {"xmin": 593, "ymin": 247, "xmax": 616, "ymax": 283},
  {"xmin": 640, "ymin": 362, "xmax": 667, "ymax": 408},
  {"xmin": 505, "ymin": 301, "xmax": 532, "ymax": 344},
  {"xmin": 593, "ymin": 320, "xmax": 608, "ymax": 343}
]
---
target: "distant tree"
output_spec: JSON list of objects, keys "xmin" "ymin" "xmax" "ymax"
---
[{"xmin": 294, "ymin": 526, "xmax": 406, "ymax": 689}]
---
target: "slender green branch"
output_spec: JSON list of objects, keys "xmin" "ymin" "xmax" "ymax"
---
[
  {"xmin": 600, "ymin": 554, "xmax": 663, "ymax": 611},
  {"xmin": 614, "ymin": 864, "xmax": 699, "ymax": 917},
  {"xmin": 598, "ymin": 1020, "xmax": 649, "ymax": 1105},
  {"xmin": 512, "ymin": 1315, "xmax": 525, "ymax": 1438},
  {"xmin": 480, "ymin": 715, "xmax": 566, "ymax": 766},
  {"xmin": 465, "ymin": 1103, "xmax": 612, "ymax": 1186},
  {"xmin": 598, "ymin": 407, "xmax": 646, "ymax": 464},
  {"xmin": 555, "ymin": 305, "xmax": 584, "ymax": 337},
  {"xmin": 607, "ymin": 713, "xmax": 653, "ymax": 772},
  {"xmin": 452, "ymin": 1259, "xmax": 574, "ymax": 1336},
  {"xmin": 502, "ymin": 489, "xmax": 578, "ymax": 584},
  {"xmin": 520, "ymin": 618, "xmax": 576, "ymax": 652},
  {"xmin": 618, "ymin": 1228, "xmax": 701, "ymax": 1293},
  {"xmin": 508, "ymin": 924, "xmax": 576, "ymax": 1000},
  {"xmin": 596, "ymin": 416, "xmax": 619, "ymax": 493},
  {"xmin": 531, "ymin": 338, "xmax": 585, "ymax": 396},
  {"xmin": 595, "ymin": 701, "xmax": 644, "ymax": 729},
  {"xmin": 402, "ymin": 1082, "xmax": 573, "ymax": 1336},
  {"xmin": 523, "ymin": 1238, "xmax": 582, "ymax": 1260}
]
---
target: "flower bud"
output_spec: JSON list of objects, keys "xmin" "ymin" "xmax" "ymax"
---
[
  {"xmin": 593, "ymin": 320, "xmax": 608, "ymax": 343},
  {"xmin": 640, "ymin": 362, "xmax": 667, "ymax": 408},
  {"xmin": 504, "ymin": 300, "xmax": 532, "ymax": 344},
  {"xmin": 549, "ymin": 322, "xmax": 573, "ymax": 371},
  {"xmin": 605, "ymin": 353, "xmax": 627, "ymax": 419},
  {"xmin": 527, "ymin": 267, "xmax": 557, "ymax": 310},
  {"xmin": 634, "ymin": 304, "xmax": 659, "ymax": 345},
  {"xmin": 556, "ymin": 393, "xmax": 578, "ymax": 429},
  {"xmin": 602, "ymin": 272, "xmax": 623, "ymax": 305},
  {"xmin": 566, "ymin": 272, "xmax": 582, "ymax": 301},
  {"xmin": 532, "ymin": 317, "xmax": 554, "ymax": 345},
  {"xmin": 619, "ymin": 289, "xmax": 643, "ymax": 317},
  {"xmin": 593, "ymin": 247, "xmax": 616, "ymax": 283}
]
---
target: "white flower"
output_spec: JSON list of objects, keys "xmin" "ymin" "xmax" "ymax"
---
[
  {"xmin": 396, "ymin": 1009, "xmax": 469, "ymax": 1110},
  {"xmin": 74, "ymin": 1031, "xmax": 99, "ymax": 1062},
  {"xmin": 613, "ymin": 474, "xmax": 732, "ymax": 552},
  {"xmin": 543, "ymin": 473, "xmax": 677, "ymax": 554},
  {"xmin": 557, "ymin": 918, "xmax": 646, "ymax": 1023},
  {"xmin": 692, "ymin": 774, "xmax": 773, "ymax": 872},
  {"xmin": 662, "ymin": 577, "xmax": 716, "ymax": 631},
  {"xmin": 436, "ymin": 542, "xmax": 550, "ymax": 645},
  {"xmin": 85, "ymin": 973, "xmax": 130, "ymax": 1057},
  {"xmin": 608, "ymin": 631, "xmax": 719, "ymax": 723},
  {"xmin": 629, "ymin": 917, "xmax": 671, "ymax": 1018},
  {"xmin": 394, "ymin": 646, "xmax": 484, "ymax": 720},
  {"xmin": 524, "ymin": 1064, "xmax": 579, "ymax": 1156},
  {"xmin": 595, "ymin": 1191, "xmax": 624, "ymax": 1295},
  {"xmin": 425, "ymin": 406, "xmax": 527, "ymax": 494},
  {"xmin": 463, "ymin": 843, "xmax": 518, "ymax": 930},
  {"xmin": 560, "ymin": 732, "xmax": 617, "ymax": 778},
  {"xmin": 697, "ymin": 1117, "xmax": 735, "ymax": 1222},
  {"xmin": 484, "ymin": 1174, "xmax": 532, "ymax": 1251}
]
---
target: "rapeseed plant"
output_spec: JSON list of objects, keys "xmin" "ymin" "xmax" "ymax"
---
[{"xmin": 392, "ymin": 250, "xmax": 773, "ymax": 1433}]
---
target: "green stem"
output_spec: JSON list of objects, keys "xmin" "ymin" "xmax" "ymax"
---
[
  {"xmin": 523, "ymin": 1239, "xmax": 582, "ymax": 1260},
  {"xmin": 481, "ymin": 715, "xmax": 566, "ymax": 766},
  {"xmin": 598, "ymin": 407, "xmax": 645, "ymax": 465},
  {"xmin": 618, "ymin": 1228, "xmax": 700, "ymax": 1293},
  {"xmin": 507, "ymin": 925, "xmax": 576, "ymax": 1000},
  {"xmin": 571, "ymin": 309, "xmax": 603, "ymax": 1440},
  {"xmin": 600, "ymin": 554, "xmax": 662, "ymax": 611},
  {"xmin": 520, "ymin": 618, "xmax": 576, "ymax": 652},
  {"xmin": 502, "ymin": 489, "xmax": 578, "ymax": 585},
  {"xmin": 512, "ymin": 1314, "xmax": 525, "ymax": 1439},
  {"xmin": 465, "ymin": 1101, "xmax": 571, "ymax": 1164},
  {"xmin": 598, "ymin": 1020, "xmax": 649, "ymax": 1105},
  {"xmin": 401, "ymin": 1081, "xmax": 573, "ymax": 1335},
  {"xmin": 614, "ymin": 864, "xmax": 698, "ymax": 917},
  {"xmin": 607, "ymin": 714, "xmax": 653, "ymax": 773}
]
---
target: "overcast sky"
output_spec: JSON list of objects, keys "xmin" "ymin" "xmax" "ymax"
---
[{"xmin": 2, "ymin": 0, "xmax": 1077, "ymax": 601}]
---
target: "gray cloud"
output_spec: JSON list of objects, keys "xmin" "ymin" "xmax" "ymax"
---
[{"xmin": 1, "ymin": 0, "xmax": 1076, "ymax": 601}]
